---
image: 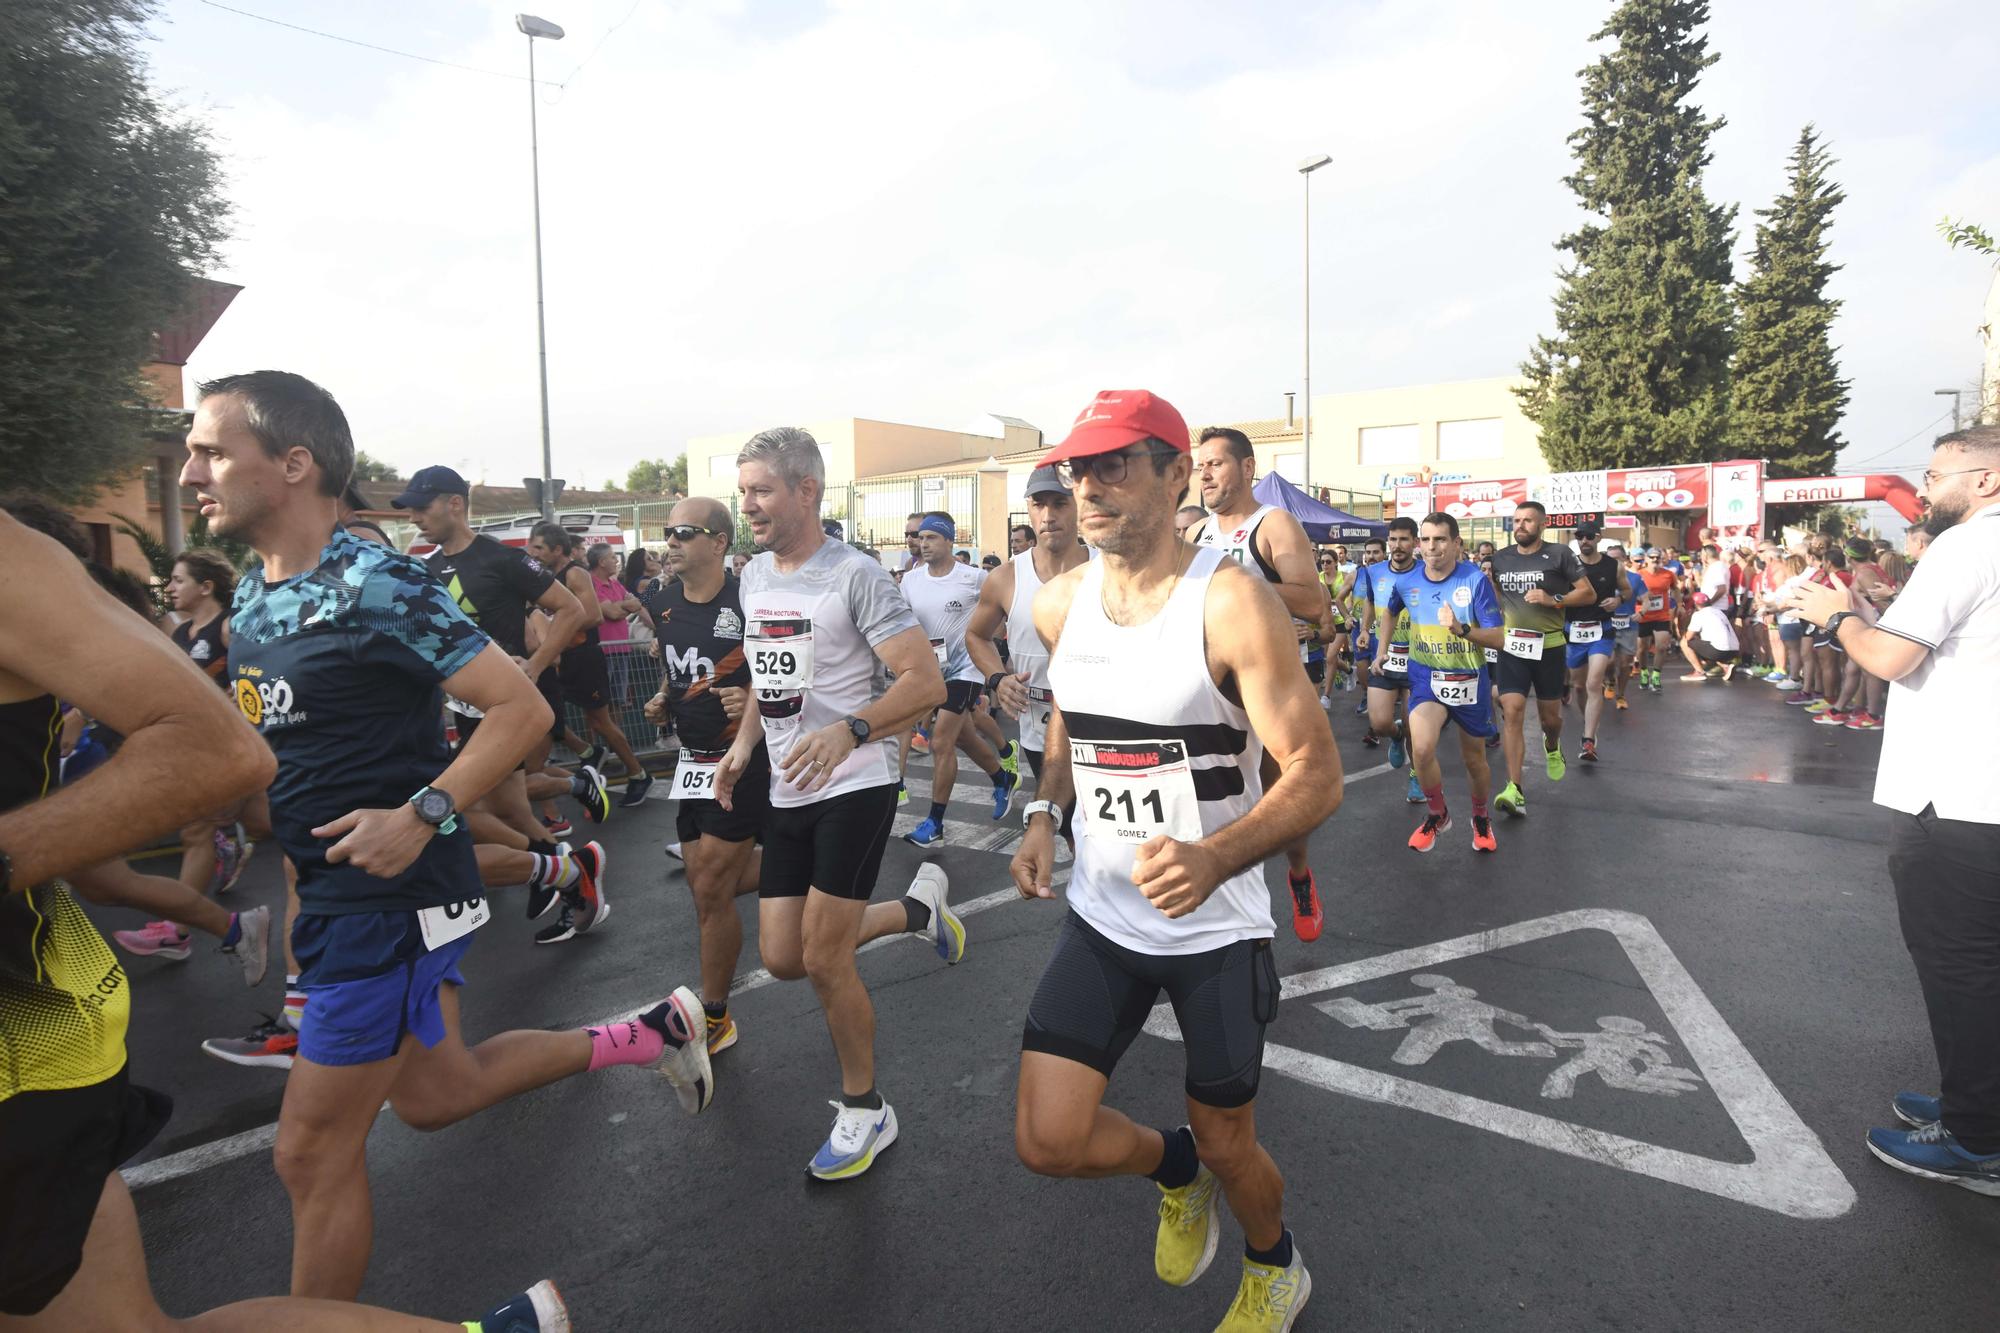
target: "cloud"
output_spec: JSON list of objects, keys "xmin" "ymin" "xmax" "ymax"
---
[{"xmin": 161, "ymin": 0, "xmax": 1999, "ymax": 494}]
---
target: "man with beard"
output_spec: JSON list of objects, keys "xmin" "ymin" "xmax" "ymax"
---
[{"xmin": 1784, "ymin": 425, "xmax": 2000, "ymax": 1196}]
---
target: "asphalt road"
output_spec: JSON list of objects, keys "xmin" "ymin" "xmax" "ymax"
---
[{"xmin": 96, "ymin": 672, "xmax": 2000, "ymax": 1330}]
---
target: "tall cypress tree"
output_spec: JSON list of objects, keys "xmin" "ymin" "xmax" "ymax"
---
[
  {"xmin": 1730, "ymin": 126, "xmax": 1848, "ymax": 476},
  {"xmin": 1518, "ymin": 0, "xmax": 1737, "ymax": 470}
]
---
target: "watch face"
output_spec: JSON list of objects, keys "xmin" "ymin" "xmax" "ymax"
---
[{"xmin": 415, "ymin": 790, "xmax": 451, "ymax": 822}]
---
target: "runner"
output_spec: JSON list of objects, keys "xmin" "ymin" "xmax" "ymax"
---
[
  {"xmin": 969, "ymin": 465, "xmax": 1093, "ymax": 848},
  {"xmin": 182, "ymin": 371, "xmax": 711, "ymax": 1300},
  {"xmin": 899, "ymin": 511, "xmax": 1020, "ymax": 846},
  {"xmin": 1633, "ymin": 548, "xmax": 1678, "ymax": 692},
  {"xmin": 164, "ymin": 548, "xmax": 266, "ymax": 902},
  {"xmin": 0, "ymin": 510, "xmax": 573, "ymax": 1333},
  {"xmin": 1375, "ymin": 512, "xmax": 1506, "ymax": 853},
  {"xmin": 1564, "ymin": 522, "xmax": 1626, "ymax": 762},
  {"xmin": 526, "ymin": 523, "xmax": 655, "ymax": 809},
  {"xmin": 1357, "ymin": 520, "xmax": 1425, "ymax": 804},
  {"xmin": 644, "ymin": 497, "xmax": 769, "ymax": 1055},
  {"xmin": 715, "ymin": 426, "xmax": 967, "ymax": 1181},
  {"xmin": 1189, "ymin": 425, "xmax": 1329, "ymax": 943},
  {"xmin": 1009, "ymin": 389, "xmax": 1337, "ymax": 1331},
  {"xmin": 1604, "ymin": 542, "xmax": 1641, "ymax": 712},
  {"xmin": 1487, "ymin": 501, "xmax": 1592, "ymax": 816}
]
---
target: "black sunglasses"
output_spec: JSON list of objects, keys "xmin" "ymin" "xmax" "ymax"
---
[
  {"xmin": 1063, "ymin": 443, "xmax": 1178, "ymax": 487},
  {"xmin": 665, "ymin": 524, "xmax": 724, "ymax": 542}
]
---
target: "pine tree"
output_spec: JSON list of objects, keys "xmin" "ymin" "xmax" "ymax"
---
[
  {"xmin": 1518, "ymin": 0, "xmax": 1737, "ymax": 470},
  {"xmin": 1729, "ymin": 127, "xmax": 1848, "ymax": 477}
]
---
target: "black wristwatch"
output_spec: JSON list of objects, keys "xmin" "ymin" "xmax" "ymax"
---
[
  {"xmin": 1823, "ymin": 610, "xmax": 1856, "ymax": 639},
  {"xmin": 845, "ymin": 715, "xmax": 871, "ymax": 744},
  {"xmin": 986, "ymin": 671, "xmax": 1009, "ymax": 693},
  {"xmin": 408, "ymin": 786, "xmax": 457, "ymax": 832}
]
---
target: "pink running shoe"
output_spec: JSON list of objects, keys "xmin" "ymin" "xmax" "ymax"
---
[{"xmin": 114, "ymin": 920, "xmax": 192, "ymax": 961}]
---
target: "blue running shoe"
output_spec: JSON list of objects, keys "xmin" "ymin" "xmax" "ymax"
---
[
  {"xmin": 992, "ymin": 770, "xmax": 1019, "ymax": 821},
  {"xmin": 1405, "ymin": 774, "xmax": 1424, "ymax": 804},
  {"xmin": 1893, "ymin": 1092, "xmax": 1942, "ymax": 1128},
  {"xmin": 1867, "ymin": 1122, "xmax": 2000, "ymax": 1195},
  {"xmin": 1388, "ymin": 736, "xmax": 1407, "ymax": 770},
  {"xmin": 903, "ymin": 816, "xmax": 944, "ymax": 847},
  {"xmin": 809, "ymin": 1099, "xmax": 899, "ymax": 1180}
]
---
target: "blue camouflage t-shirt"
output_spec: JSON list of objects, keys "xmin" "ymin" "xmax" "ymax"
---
[{"xmin": 231, "ymin": 529, "xmax": 489, "ymax": 915}]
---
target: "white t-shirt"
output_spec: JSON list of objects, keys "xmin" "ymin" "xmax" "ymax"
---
[
  {"xmin": 1688, "ymin": 604, "xmax": 1739, "ymax": 652},
  {"xmin": 1699, "ymin": 559, "xmax": 1731, "ymax": 603},
  {"xmin": 898, "ymin": 559, "xmax": 987, "ymax": 685},
  {"xmin": 1773, "ymin": 573, "xmax": 1814, "ymax": 625},
  {"xmin": 741, "ymin": 536, "xmax": 919, "ymax": 808},
  {"xmin": 1873, "ymin": 506, "xmax": 2000, "ymax": 823}
]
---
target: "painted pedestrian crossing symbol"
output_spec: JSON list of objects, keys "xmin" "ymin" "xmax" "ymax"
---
[
  {"xmin": 1318, "ymin": 974, "xmax": 1704, "ymax": 1101},
  {"xmin": 1142, "ymin": 908, "xmax": 1855, "ymax": 1220}
]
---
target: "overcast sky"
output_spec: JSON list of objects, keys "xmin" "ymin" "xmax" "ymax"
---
[{"xmin": 154, "ymin": 0, "xmax": 1998, "ymax": 494}]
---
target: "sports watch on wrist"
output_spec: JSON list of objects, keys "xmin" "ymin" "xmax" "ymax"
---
[
  {"xmin": 845, "ymin": 715, "xmax": 871, "ymax": 745},
  {"xmin": 986, "ymin": 671, "xmax": 1009, "ymax": 694},
  {"xmin": 1022, "ymin": 799, "xmax": 1064, "ymax": 830},
  {"xmin": 1822, "ymin": 610, "xmax": 1856, "ymax": 638},
  {"xmin": 408, "ymin": 786, "xmax": 457, "ymax": 833}
]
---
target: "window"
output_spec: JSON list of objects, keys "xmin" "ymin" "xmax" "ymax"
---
[
  {"xmin": 1437, "ymin": 417, "xmax": 1504, "ymax": 462},
  {"xmin": 1272, "ymin": 452, "xmax": 1304, "ymax": 483},
  {"xmin": 1358, "ymin": 424, "xmax": 1420, "ymax": 466},
  {"xmin": 708, "ymin": 452, "xmax": 736, "ymax": 480}
]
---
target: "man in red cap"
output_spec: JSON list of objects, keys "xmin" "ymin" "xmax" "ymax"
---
[{"xmin": 1011, "ymin": 390, "xmax": 1337, "ymax": 1331}]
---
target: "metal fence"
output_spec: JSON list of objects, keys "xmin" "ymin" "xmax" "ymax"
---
[
  {"xmin": 550, "ymin": 640, "xmax": 676, "ymax": 769},
  {"xmin": 832, "ymin": 475, "xmax": 979, "ymax": 554}
]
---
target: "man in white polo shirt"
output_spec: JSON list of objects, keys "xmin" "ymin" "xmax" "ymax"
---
[{"xmin": 1785, "ymin": 424, "xmax": 2000, "ymax": 1196}]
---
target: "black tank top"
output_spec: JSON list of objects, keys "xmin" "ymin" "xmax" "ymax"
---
[
  {"xmin": 0, "ymin": 693, "xmax": 130, "ymax": 1097},
  {"xmin": 172, "ymin": 611, "xmax": 230, "ymax": 686}
]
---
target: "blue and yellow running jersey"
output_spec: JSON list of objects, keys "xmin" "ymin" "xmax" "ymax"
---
[
  {"xmin": 1364, "ymin": 561, "xmax": 1416, "ymax": 646},
  {"xmin": 1381, "ymin": 560, "xmax": 1504, "ymax": 672}
]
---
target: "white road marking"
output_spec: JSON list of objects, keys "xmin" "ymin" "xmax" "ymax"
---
[
  {"xmin": 125, "ymin": 763, "xmax": 1396, "ymax": 1191},
  {"xmin": 1142, "ymin": 908, "xmax": 1855, "ymax": 1220}
]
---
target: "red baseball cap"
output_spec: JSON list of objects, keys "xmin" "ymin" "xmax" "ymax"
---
[{"xmin": 1038, "ymin": 390, "xmax": 1191, "ymax": 467}]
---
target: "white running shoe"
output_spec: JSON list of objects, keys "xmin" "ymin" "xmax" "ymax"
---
[
  {"xmin": 808, "ymin": 1099, "xmax": 898, "ymax": 1181},
  {"xmin": 226, "ymin": 904, "xmax": 271, "ymax": 987},
  {"xmin": 647, "ymin": 985, "xmax": 714, "ymax": 1115},
  {"xmin": 904, "ymin": 864, "xmax": 963, "ymax": 965}
]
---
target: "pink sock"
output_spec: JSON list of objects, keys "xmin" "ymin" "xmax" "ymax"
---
[
  {"xmin": 1472, "ymin": 798, "xmax": 1488, "ymax": 819},
  {"xmin": 1424, "ymin": 786, "xmax": 1446, "ymax": 817},
  {"xmin": 587, "ymin": 1017, "xmax": 664, "ymax": 1072}
]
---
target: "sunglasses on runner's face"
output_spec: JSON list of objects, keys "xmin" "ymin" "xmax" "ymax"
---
[
  {"xmin": 666, "ymin": 524, "xmax": 724, "ymax": 542},
  {"xmin": 1062, "ymin": 444, "xmax": 1175, "ymax": 487}
]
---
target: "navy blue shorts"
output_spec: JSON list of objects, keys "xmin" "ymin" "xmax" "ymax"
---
[
  {"xmin": 1408, "ymin": 663, "xmax": 1495, "ymax": 739},
  {"xmin": 292, "ymin": 911, "xmax": 473, "ymax": 1067}
]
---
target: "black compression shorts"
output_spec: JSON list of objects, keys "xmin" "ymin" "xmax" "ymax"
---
[
  {"xmin": 558, "ymin": 643, "xmax": 612, "ymax": 710},
  {"xmin": 1022, "ymin": 911, "xmax": 1277, "ymax": 1108},
  {"xmin": 758, "ymin": 782, "xmax": 899, "ymax": 901},
  {"xmin": 674, "ymin": 747, "xmax": 770, "ymax": 845},
  {"xmin": 939, "ymin": 679, "xmax": 981, "ymax": 715},
  {"xmin": 1494, "ymin": 648, "xmax": 1568, "ymax": 701}
]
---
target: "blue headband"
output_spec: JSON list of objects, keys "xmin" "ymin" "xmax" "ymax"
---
[{"xmin": 918, "ymin": 515, "xmax": 956, "ymax": 540}]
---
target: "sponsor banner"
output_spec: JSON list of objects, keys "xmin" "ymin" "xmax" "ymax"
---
[
  {"xmin": 1395, "ymin": 484, "xmax": 1432, "ymax": 519},
  {"xmin": 1432, "ymin": 476, "xmax": 1529, "ymax": 519},
  {"xmin": 1710, "ymin": 460, "xmax": 1765, "ymax": 543},
  {"xmin": 1762, "ymin": 475, "xmax": 1865, "ymax": 505},
  {"xmin": 1605, "ymin": 465, "xmax": 1709, "ymax": 514}
]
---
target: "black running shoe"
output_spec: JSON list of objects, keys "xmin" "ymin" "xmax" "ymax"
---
[
  {"xmin": 573, "ymin": 766, "xmax": 611, "ymax": 824},
  {"xmin": 569, "ymin": 841, "xmax": 609, "ymax": 933},
  {"xmin": 618, "ymin": 774, "xmax": 654, "ymax": 808},
  {"xmin": 580, "ymin": 742, "xmax": 608, "ymax": 772},
  {"xmin": 534, "ymin": 904, "xmax": 579, "ymax": 946}
]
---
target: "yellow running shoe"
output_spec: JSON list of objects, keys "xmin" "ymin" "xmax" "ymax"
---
[
  {"xmin": 706, "ymin": 1012, "xmax": 738, "ymax": 1055},
  {"xmin": 1545, "ymin": 744, "xmax": 1566, "ymax": 783},
  {"xmin": 1155, "ymin": 1166, "xmax": 1221, "ymax": 1287},
  {"xmin": 1215, "ymin": 1247, "xmax": 1312, "ymax": 1332}
]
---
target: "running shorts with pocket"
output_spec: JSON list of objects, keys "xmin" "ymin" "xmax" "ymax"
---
[
  {"xmin": 0, "ymin": 1068, "xmax": 171, "ymax": 1315},
  {"xmin": 939, "ymin": 678, "xmax": 981, "ymax": 716},
  {"xmin": 292, "ymin": 911, "xmax": 474, "ymax": 1067},
  {"xmin": 1022, "ymin": 911, "xmax": 1276, "ymax": 1108},
  {"xmin": 758, "ymin": 782, "xmax": 898, "ymax": 901},
  {"xmin": 558, "ymin": 643, "xmax": 613, "ymax": 710}
]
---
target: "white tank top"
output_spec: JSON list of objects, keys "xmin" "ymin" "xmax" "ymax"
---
[
  {"xmin": 1006, "ymin": 546, "xmax": 1095, "ymax": 752},
  {"xmin": 1049, "ymin": 547, "xmax": 1272, "ymax": 954},
  {"xmin": 1193, "ymin": 505, "xmax": 1279, "ymax": 581}
]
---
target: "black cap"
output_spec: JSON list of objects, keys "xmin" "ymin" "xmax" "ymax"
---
[
  {"xmin": 1574, "ymin": 520, "xmax": 1602, "ymax": 539},
  {"xmin": 391, "ymin": 465, "xmax": 470, "ymax": 509},
  {"xmin": 823, "ymin": 518, "xmax": 845, "ymax": 539}
]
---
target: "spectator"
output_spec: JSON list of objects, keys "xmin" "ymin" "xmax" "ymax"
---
[
  {"xmin": 1009, "ymin": 523, "xmax": 1034, "ymax": 556},
  {"xmin": 1764, "ymin": 553, "xmax": 1812, "ymax": 688},
  {"xmin": 1678, "ymin": 593, "xmax": 1741, "ymax": 681},
  {"xmin": 1782, "ymin": 423, "xmax": 2000, "ymax": 1194},
  {"xmin": 981, "ymin": 553, "xmax": 1001, "ymax": 571},
  {"xmin": 1906, "ymin": 526, "xmax": 1931, "ymax": 564},
  {"xmin": 730, "ymin": 551, "xmax": 750, "ymax": 577},
  {"xmin": 1175, "ymin": 504, "xmax": 1207, "ymax": 537},
  {"xmin": 620, "ymin": 546, "xmax": 660, "ymax": 599}
]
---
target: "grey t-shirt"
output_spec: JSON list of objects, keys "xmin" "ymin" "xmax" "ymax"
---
[{"xmin": 741, "ymin": 537, "xmax": 918, "ymax": 807}]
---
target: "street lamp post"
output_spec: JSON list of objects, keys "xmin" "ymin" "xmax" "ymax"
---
[
  {"xmin": 1934, "ymin": 388, "xmax": 1964, "ymax": 434},
  {"xmin": 517, "ymin": 13, "xmax": 565, "ymax": 522},
  {"xmin": 1298, "ymin": 153, "xmax": 1332, "ymax": 497}
]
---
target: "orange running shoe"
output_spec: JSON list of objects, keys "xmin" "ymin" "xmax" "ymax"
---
[
  {"xmin": 1471, "ymin": 815, "xmax": 1497, "ymax": 853},
  {"xmin": 1289, "ymin": 871, "xmax": 1323, "ymax": 942},
  {"xmin": 1408, "ymin": 811, "xmax": 1451, "ymax": 853}
]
